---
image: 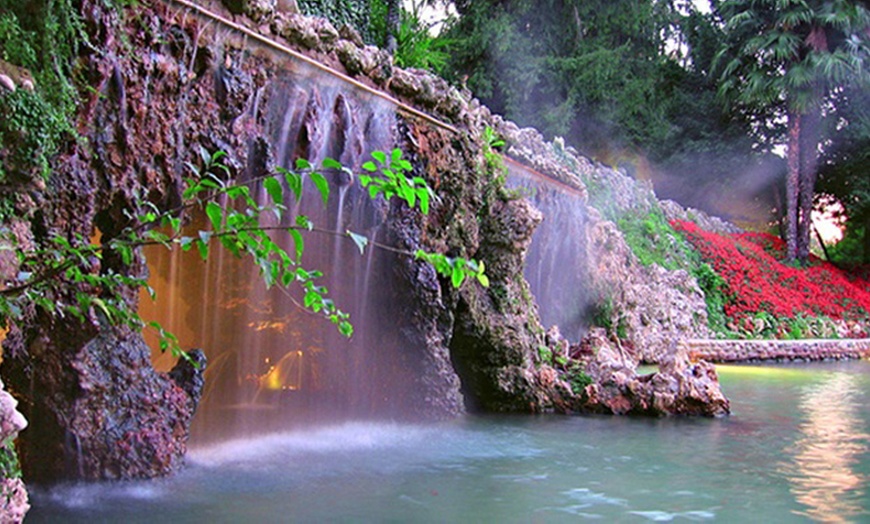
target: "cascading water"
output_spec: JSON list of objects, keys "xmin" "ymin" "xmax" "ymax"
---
[
  {"xmin": 140, "ymin": 63, "xmax": 428, "ymax": 443},
  {"xmin": 505, "ymin": 159, "xmax": 590, "ymax": 342}
]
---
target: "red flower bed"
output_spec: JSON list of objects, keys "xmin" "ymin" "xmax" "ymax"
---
[{"xmin": 672, "ymin": 220, "xmax": 870, "ymax": 323}]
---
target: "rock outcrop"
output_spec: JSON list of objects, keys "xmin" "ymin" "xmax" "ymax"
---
[
  {"xmin": 580, "ymin": 329, "xmax": 730, "ymax": 416},
  {"xmin": 586, "ymin": 216, "xmax": 711, "ymax": 363},
  {"xmin": 0, "ymin": 379, "xmax": 28, "ymax": 524}
]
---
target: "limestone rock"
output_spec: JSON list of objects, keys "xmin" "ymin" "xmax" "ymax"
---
[
  {"xmin": 338, "ymin": 24, "xmax": 364, "ymax": 48},
  {"xmin": 586, "ymin": 216, "xmax": 710, "ymax": 363},
  {"xmin": 0, "ymin": 478, "xmax": 28, "ymax": 524},
  {"xmin": 581, "ymin": 329, "xmax": 729, "ymax": 416},
  {"xmin": 0, "ymin": 60, "xmax": 34, "ymax": 92},
  {"xmin": 271, "ymin": 13, "xmax": 321, "ymax": 50},
  {"xmin": 660, "ymin": 199, "xmax": 742, "ymax": 235},
  {"xmin": 0, "ymin": 382, "xmax": 26, "ymax": 442},
  {"xmin": 243, "ymin": 0, "xmax": 276, "ymax": 23}
]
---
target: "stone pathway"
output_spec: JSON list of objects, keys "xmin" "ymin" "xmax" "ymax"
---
[{"xmin": 683, "ymin": 338, "xmax": 870, "ymax": 363}]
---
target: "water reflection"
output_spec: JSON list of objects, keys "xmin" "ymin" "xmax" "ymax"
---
[{"xmin": 782, "ymin": 372, "xmax": 870, "ymax": 522}]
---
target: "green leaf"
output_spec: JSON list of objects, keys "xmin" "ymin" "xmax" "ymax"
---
[
  {"xmin": 264, "ymin": 177, "xmax": 283, "ymax": 206},
  {"xmin": 451, "ymin": 267, "xmax": 466, "ymax": 288},
  {"xmin": 146, "ymin": 230, "xmax": 170, "ymax": 245},
  {"xmin": 197, "ymin": 231, "xmax": 211, "ymax": 260},
  {"xmin": 296, "ymin": 215, "xmax": 313, "ymax": 230},
  {"xmin": 90, "ymin": 297, "xmax": 113, "ymax": 322},
  {"xmin": 199, "ymin": 145, "xmax": 211, "ymax": 164},
  {"xmin": 372, "ymin": 151, "xmax": 387, "ymax": 165},
  {"xmin": 200, "ymin": 177, "xmax": 221, "ymax": 190},
  {"xmin": 347, "ymin": 230, "xmax": 368, "ymax": 255},
  {"xmin": 295, "ymin": 158, "xmax": 311, "ymax": 170},
  {"xmin": 309, "ymin": 172, "xmax": 330, "ymax": 206},
  {"xmin": 322, "ymin": 157, "xmax": 342, "ymax": 170},
  {"xmin": 289, "ymin": 229, "xmax": 304, "ymax": 262},
  {"xmin": 226, "ymin": 185, "xmax": 250, "ymax": 199},
  {"xmin": 205, "ymin": 201, "xmax": 223, "ymax": 231},
  {"xmin": 477, "ymin": 273, "xmax": 490, "ymax": 287},
  {"xmin": 418, "ymin": 189, "xmax": 430, "ymax": 215},
  {"xmin": 391, "ymin": 148, "xmax": 402, "ymax": 163},
  {"xmin": 362, "ymin": 161, "xmax": 377, "ymax": 173},
  {"xmin": 339, "ymin": 321, "xmax": 354, "ymax": 337},
  {"xmin": 281, "ymin": 168, "xmax": 303, "ymax": 202}
]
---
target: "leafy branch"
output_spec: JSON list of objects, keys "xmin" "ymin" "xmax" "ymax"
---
[{"xmin": 0, "ymin": 147, "xmax": 488, "ymax": 360}]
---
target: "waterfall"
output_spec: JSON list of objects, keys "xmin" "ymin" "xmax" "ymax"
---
[
  {"xmin": 505, "ymin": 159, "xmax": 590, "ymax": 342},
  {"xmin": 139, "ymin": 64, "xmax": 425, "ymax": 443}
]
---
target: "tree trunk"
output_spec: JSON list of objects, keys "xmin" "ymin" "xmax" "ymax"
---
[
  {"xmin": 796, "ymin": 26, "xmax": 828, "ymax": 263},
  {"xmin": 785, "ymin": 110, "xmax": 801, "ymax": 262},
  {"xmin": 797, "ymin": 106, "xmax": 821, "ymax": 263},
  {"xmin": 386, "ymin": 0, "xmax": 400, "ymax": 55}
]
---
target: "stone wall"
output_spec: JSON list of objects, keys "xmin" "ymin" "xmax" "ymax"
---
[{"xmin": 684, "ymin": 339, "xmax": 870, "ymax": 363}]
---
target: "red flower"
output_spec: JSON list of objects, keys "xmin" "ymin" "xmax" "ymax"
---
[{"xmin": 671, "ymin": 220, "xmax": 870, "ymax": 333}]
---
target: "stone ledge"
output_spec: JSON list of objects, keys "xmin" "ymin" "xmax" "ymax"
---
[{"xmin": 683, "ymin": 338, "xmax": 870, "ymax": 363}]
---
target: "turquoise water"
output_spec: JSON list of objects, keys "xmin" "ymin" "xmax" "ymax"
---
[{"xmin": 28, "ymin": 360, "xmax": 870, "ymax": 522}]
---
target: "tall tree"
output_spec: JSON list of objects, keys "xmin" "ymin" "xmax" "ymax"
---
[
  {"xmin": 444, "ymin": 0, "xmax": 679, "ymax": 155},
  {"xmin": 716, "ymin": 0, "xmax": 870, "ymax": 262}
]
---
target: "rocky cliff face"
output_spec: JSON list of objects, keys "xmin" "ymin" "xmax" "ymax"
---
[{"xmin": 0, "ymin": 0, "xmax": 729, "ymax": 484}]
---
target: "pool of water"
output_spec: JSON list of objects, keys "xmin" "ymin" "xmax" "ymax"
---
[{"xmin": 27, "ymin": 360, "xmax": 870, "ymax": 522}]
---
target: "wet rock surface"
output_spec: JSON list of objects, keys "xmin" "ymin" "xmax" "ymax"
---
[{"xmin": 0, "ymin": 0, "xmax": 734, "ymax": 486}]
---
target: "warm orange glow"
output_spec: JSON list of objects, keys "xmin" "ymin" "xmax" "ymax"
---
[
  {"xmin": 781, "ymin": 372, "xmax": 869, "ymax": 522},
  {"xmin": 250, "ymin": 320, "xmax": 288, "ymax": 333},
  {"xmin": 258, "ymin": 350, "xmax": 304, "ymax": 391}
]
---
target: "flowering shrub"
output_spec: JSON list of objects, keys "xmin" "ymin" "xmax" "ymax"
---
[{"xmin": 672, "ymin": 220, "xmax": 870, "ymax": 338}]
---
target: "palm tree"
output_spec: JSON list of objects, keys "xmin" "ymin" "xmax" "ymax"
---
[{"xmin": 716, "ymin": 0, "xmax": 870, "ymax": 263}]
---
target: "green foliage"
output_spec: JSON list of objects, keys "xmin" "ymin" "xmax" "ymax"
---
[
  {"xmin": 0, "ymin": 148, "xmax": 488, "ymax": 358},
  {"xmin": 616, "ymin": 208, "xmax": 692, "ymax": 271},
  {"xmin": 0, "ymin": 438, "xmax": 21, "ymax": 479},
  {"xmin": 827, "ymin": 224, "xmax": 866, "ymax": 265},
  {"xmin": 297, "ymin": 0, "xmax": 375, "ymax": 42},
  {"xmin": 441, "ymin": 0, "xmax": 753, "ymax": 172},
  {"xmin": 0, "ymin": 0, "xmax": 82, "ymax": 185},
  {"xmin": 690, "ymin": 261, "xmax": 730, "ymax": 333},
  {"xmin": 361, "ymin": 149, "xmax": 432, "ymax": 214},
  {"xmin": 727, "ymin": 310, "xmax": 841, "ymax": 339},
  {"xmin": 590, "ymin": 295, "xmax": 614, "ymax": 333},
  {"xmin": 415, "ymin": 250, "xmax": 489, "ymax": 288},
  {"xmin": 566, "ymin": 364, "xmax": 593, "ymax": 395},
  {"xmin": 536, "ymin": 345, "xmax": 552, "ymax": 364},
  {"xmin": 392, "ymin": 3, "xmax": 452, "ymax": 73}
]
